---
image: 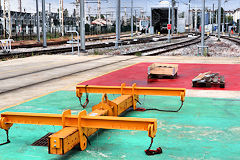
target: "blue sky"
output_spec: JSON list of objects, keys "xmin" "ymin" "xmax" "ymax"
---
[{"xmin": 9, "ymin": 0, "xmax": 240, "ymax": 15}]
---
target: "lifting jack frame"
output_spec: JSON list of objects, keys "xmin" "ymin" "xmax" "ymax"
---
[{"xmin": 0, "ymin": 83, "xmax": 186, "ymax": 155}]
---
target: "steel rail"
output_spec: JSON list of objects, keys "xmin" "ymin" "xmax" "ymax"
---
[
  {"xmin": 0, "ymin": 35, "xmax": 187, "ymax": 60},
  {"xmin": 124, "ymin": 36, "xmax": 204, "ymax": 56},
  {"xmin": 221, "ymin": 36, "xmax": 240, "ymax": 45}
]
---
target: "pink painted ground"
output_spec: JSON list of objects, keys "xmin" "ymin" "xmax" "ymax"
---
[{"xmin": 79, "ymin": 63, "xmax": 240, "ymax": 90}]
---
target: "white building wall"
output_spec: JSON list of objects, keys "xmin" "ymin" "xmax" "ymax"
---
[{"xmin": 233, "ymin": 10, "xmax": 240, "ymax": 23}]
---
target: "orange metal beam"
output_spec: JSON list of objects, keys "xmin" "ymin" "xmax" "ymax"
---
[
  {"xmin": 76, "ymin": 83, "xmax": 186, "ymax": 102},
  {"xmin": 0, "ymin": 111, "xmax": 157, "ymax": 137}
]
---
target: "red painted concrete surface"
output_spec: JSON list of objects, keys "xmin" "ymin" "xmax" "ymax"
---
[{"xmin": 80, "ymin": 63, "xmax": 240, "ymax": 91}]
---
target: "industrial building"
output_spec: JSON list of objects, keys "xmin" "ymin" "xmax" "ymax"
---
[{"xmin": 151, "ymin": 7, "xmax": 177, "ymax": 33}]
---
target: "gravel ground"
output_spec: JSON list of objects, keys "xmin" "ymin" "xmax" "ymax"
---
[
  {"xmin": 161, "ymin": 36, "xmax": 240, "ymax": 57},
  {"xmin": 87, "ymin": 36, "xmax": 190, "ymax": 55},
  {"xmin": 5, "ymin": 34, "xmax": 151, "ymax": 55}
]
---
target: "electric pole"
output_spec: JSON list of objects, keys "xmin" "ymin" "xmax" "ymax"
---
[
  {"xmin": 188, "ymin": 0, "xmax": 191, "ymax": 32},
  {"xmin": 42, "ymin": 0, "xmax": 47, "ymax": 47},
  {"xmin": 168, "ymin": 1, "xmax": 171, "ymax": 42},
  {"xmin": 115, "ymin": 0, "xmax": 120, "ymax": 48},
  {"xmin": 80, "ymin": 0, "xmax": 85, "ymax": 52},
  {"xmin": 212, "ymin": 4, "xmax": 214, "ymax": 33},
  {"xmin": 97, "ymin": 0, "xmax": 101, "ymax": 19},
  {"xmin": 36, "ymin": 0, "xmax": 40, "ymax": 42},
  {"xmin": 201, "ymin": 0, "xmax": 205, "ymax": 56},
  {"xmin": 218, "ymin": 0, "xmax": 221, "ymax": 41},
  {"xmin": 131, "ymin": 0, "xmax": 133, "ymax": 37},
  {"xmin": 59, "ymin": 0, "xmax": 64, "ymax": 36},
  {"xmin": 18, "ymin": 0, "xmax": 22, "ymax": 12},
  {"xmin": 172, "ymin": 0, "xmax": 175, "ymax": 34}
]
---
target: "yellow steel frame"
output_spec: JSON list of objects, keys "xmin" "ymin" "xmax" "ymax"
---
[
  {"xmin": 0, "ymin": 109, "xmax": 156, "ymax": 154},
  {"xmin": 76, "ymin": 83, "xmax": 186, "ymax": 109},
  {"xmin": 0, "ymin": 83, "xmax": 186, "ymax": 155}
]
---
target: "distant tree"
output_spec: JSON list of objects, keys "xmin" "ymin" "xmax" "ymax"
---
[
  {"xmin": 101, "ymin": 14, "xmax": 105, "ymax": 19},
  {"xmin": 63, "ymin": 9, "xmax": 68, "ymax": 17},
  {"xmin": 213, "ymin": 7, "xmax": 224, "ymax": 24},
  {"xmin": 179, "ymin": 12, "xmax": 184, "ymax": 18},
  {"xmin": 226, "ymin": 15, "xmax": 233, "ymax": 25},
  {"xmin": 73, "ymin": 9, "xmax": 76, "ymax": 17}
]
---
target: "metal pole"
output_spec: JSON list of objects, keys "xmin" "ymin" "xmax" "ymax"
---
[
  {"xmin": 7, "ymin": 0, "xmax": 11, "ymax": 38},
  {"xmin": 218, "ymin": 0, "xmax": 221, "ymax": 41},
  {"xmin": 36, "ymin": 0, "xmax": 40, "ymax": 42},
  {"xmin": 171, "ymin": 0, "xmax": 175, "ymax": 34},
  {"xmin": 150, "ymin": 8, "xmax": 152, "ymax": 27},
  {"xmin": 61, "ymin": 0, "xmax": 64, "ymax": 36},
  {"xmin": 188, "ymin": 0, "xmax": 191, "ymax": 32},
  {"xmin": 222, "ymin": 10, "xmax": 225, "ymax": 33},
  {"xmin": 80, "ymin": 0, "xmax": 85, "ymax": 52},
  {"xmin": 3, "ymin": 0, "xmax": 6, "ymax": 38},
  {"xmin": 212, "ymin": 4, "xmax": 214, "ymax": 33},
  {"xmin": 210, "ymin": 9, "xmax": 212, "ymax": 25},
  {"xmin": 201, "ymin": 0, "xmax": 205, "ymax": 56},
  {"xmin": 194, "ymin": 8, "xmax": 197, "ymax": 32},
  {"xmin": 226, "ymin": 14, "xmax": 228, "ymax": 33},
  {"xmin": 239, "ymin": 19, "xmax": 240, "ymax": 34},
  {"xmin": 215, "ymin": 6, "xmax": 217, "ymax": 25},
  {"xmin": 106, "ymin": 14, "xmax": 108, "ymax": 32},
  {"xmin": 42, "ymin": 0, "xmax": 47, "ymax": 47},
  {"xmin": 168, "ymin": 1, "xmax": 171, "ymax": 43},
  {"xmin": 131, "ymin": 0, "xmax": 133, "ymax": 38},
  {"xmin": 59, "ymin": 0, "xmax": 64, "ymax": 36},
  {"xmin": 115, "ymin": 0, "xmax": 120, "ymax": 48},
  {"xmin": 135, "ymin": 10, "xmax": 137, "ymax": 33}
]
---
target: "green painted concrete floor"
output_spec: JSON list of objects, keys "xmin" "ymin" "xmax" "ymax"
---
[{"xmin": 0, "ymin": 91, "xmax": 240, "ymax": 160}]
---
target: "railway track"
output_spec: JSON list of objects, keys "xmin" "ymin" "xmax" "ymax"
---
[
  {"xmin": 0, "ymin": 56, "xmax": 115, "ymax": 81},
  {"xmin": 11, "ymin": 33, "xmax": 132, "ymax": 49},
  {"xmin": 221, "ymin": 36, "xmax": 240, "ymax": 45},
  {"xmin": 0, "ymin": 35, "xmax": 187, "ymax": 60},
  {"xmin": 0, "ymin": 56, "xmax": 139, "ymax": 94},
  {"xmin": 0, "ymin": 35, "xmax": 207, "ymax": 94},
  {"xmin": 0, "ymin": 35, "xmax": 204, "ymax": 94},
  {"xmin": 124, "ymin": 35, "xmax": 205, "ymax": 56}
]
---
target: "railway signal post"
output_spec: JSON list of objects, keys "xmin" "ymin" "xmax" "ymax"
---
[{"xmin": 168, "ymin": 1, "xmax": 171, "ymax": 43}]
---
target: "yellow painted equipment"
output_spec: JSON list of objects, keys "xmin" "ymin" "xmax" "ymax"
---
[
  {"xmin": 76, "ymin": 83, "xmax": 186, "ymax": 110},
  {"xmin": 0, "ymin": 83, "xmax": 186, "ymax": 155}
]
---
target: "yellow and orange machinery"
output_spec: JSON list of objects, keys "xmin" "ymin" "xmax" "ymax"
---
[{"xmin": 0, "ymin": 83, "xmax": 186, "ymax": 155}]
